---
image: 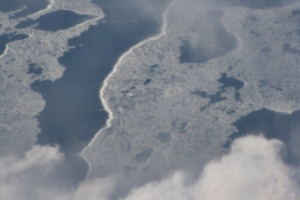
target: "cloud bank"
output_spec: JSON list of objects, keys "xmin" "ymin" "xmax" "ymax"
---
[
  {"xmin": 124, "ymin": 135, "xmax": 300, "ymax": 200},
  {"xmin": 1, "ymin": 136, "xmax": 299, "ymax": 200}
]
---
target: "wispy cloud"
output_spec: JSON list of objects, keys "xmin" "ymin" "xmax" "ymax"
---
[
  {"xmin": 124, "ymin": 135, "xmax": 300, "ymax": 200},
  {"xmin": 0, "ymin": 136, "xmax": 298, "ymax": 200}
]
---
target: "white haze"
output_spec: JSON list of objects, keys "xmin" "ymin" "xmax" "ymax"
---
[{"xmin": 0, "ymin": 136, "xmax": 299, "ymax": 200}]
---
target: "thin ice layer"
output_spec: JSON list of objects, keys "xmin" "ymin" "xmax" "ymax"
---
[{"xmin": 82, "ymin": 0, "xmax": 300, "ymax": 197}]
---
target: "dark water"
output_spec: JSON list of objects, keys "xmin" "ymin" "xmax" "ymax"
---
[
  {"xmin": 283, "ymin": 43, "xmax": 300, "ymax": 56},
  {"xmin": 218, "ymin": 0, "xmax": 293, "ymax": 9},
  {"xmin": 143, "ymin": 78, "xmax": 152, "ymax": 85},
  {"xmin": 28, "ymin": 63, "xmax": 43, "ymax": 75},
  {"xmin": 16, "ymin": 10, "xmax": 94, "ymax": 32},
  {"xmin": 179, "ymin": 10, "xmax": 237, "ymax": 63},
  {"xmin": 218, "ymin": 73, "xmax": 244, "ymax": 101},
  {"xmin": 156, "ymin": 132, "xmax": 172, "ymax": 143},
  {"xmin": 292, "ymin": 9, "xmax": 300, "ymax": 15},
  {"xmin": 30, "ymin": 0, "xmax": 171, "ymax": 186},
  {"xmin": 0, "ymin": 0, "xmax": 49, "ymax": 18},
  {"xmin": 192, "ymin": 73, "xmax": 244, "ymax": 110},
  {"xmin": 0, "ymin": 33, "xmax": 29, "ymax": 55},
  {"xmin": 224, "ymin": 108, "xmax": 300, "ymax": 166},
  {"xmin": 133, "ymin": 148, "xmax": 154, "ymax": 164}
]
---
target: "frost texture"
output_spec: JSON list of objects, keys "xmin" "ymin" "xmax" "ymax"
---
[
  {"xmin": 0, "ymin": 0, "xmax": 104, "ymax": 157},
  {"xmin": 82, "ymin": 0, "xmax": 300, "ymax": 193},
  {"xmin": 2, "ymin": 0, "xmax": 300, "ymax": 196}
]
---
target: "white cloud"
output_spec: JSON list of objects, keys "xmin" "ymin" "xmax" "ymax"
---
[
  {"xmin": 0, "ymin": 136, "xmax": 299, "ymax": 200},
  {"xmin": 0, "ymin": 145, "xmax": 63, "ymax": 200},
  {"xmin": 124, "ymin": 136, "xmax": 300, "ymax": 200},
  {"xmin": 193, "ymin": 136, "xmax": 300, "ymax": 200},
  {"xmin": 56, "ymin": 178, "xmax": 114, "ymax": 200},
  {"xmin": 0, "ymin": 145, "xmax": 114, "ymax": 200}
]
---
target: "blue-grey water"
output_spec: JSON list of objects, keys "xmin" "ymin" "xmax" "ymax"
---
[
  {"xmin": 192, "ymin": 73, "xmax": 244, "ymax": 111},
  {"xmin": 224, "ymin": 108, "xmax": 300, "ymax": 166},
  {"xmin": 30, "ymin": 0, "xmax": 171, "ymax": 187},
  {"xmin": 133, "ymin": 148, "xmax": 154, "ymax": 164},
  {"xmin": 16, "ymin": 10, "xmax": 95, "ymax": 32},
  {"xmin": 28, "ymin": 63, "xmax": 43, "ymax": 75},
  {"xmin": 0, "ymin": 33, "xmax": 29, "ymax": 55},
  {"xmin": 179, "ymin": 10, "xmax": 238, "ymax": 63},
  {"xmin": 217, "ymin": 0, "xmax": 293, "ymax": 9},
  {"xmin": 0, "ymin": 0, "xmax": 49, "ymax": 18},
  {"xmin": 283, "ymin": 43, "xmax": 300, "ymax": 56},
  {"xmin": 2, "ymin": 0, "xmax": 295, "ymax": 192},
  {"xmin": 156, "ymin": 132, "xmax": 172, "ymax": 143}
]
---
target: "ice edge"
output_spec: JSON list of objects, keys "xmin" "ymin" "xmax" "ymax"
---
[{"xmin": 79, "ymin": 0, "xmax": 176, "ymax": 180}]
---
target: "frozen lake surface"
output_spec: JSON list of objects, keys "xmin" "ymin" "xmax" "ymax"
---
[{"xmin": 1, "ymin": 0, "xmax": 300, "ymax": 199}]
